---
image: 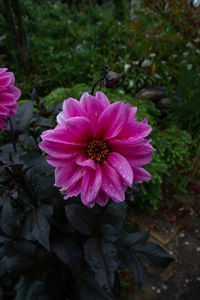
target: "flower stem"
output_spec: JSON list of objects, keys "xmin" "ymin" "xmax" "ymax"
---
[
  {"xmin": 91, "ymin": 76, "xmax": 104, "ymax": 96},
  {"xmin": 9, "ymin": 118, "xmax": 16, "ymax": 152}
]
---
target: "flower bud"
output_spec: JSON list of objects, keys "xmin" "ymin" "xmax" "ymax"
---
[{"xmin": 104, "ymin": 71, "xmax": 120, "ymax": 88}]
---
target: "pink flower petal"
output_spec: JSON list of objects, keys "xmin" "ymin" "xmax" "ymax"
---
[
  {"xmin": 64, "ymin": 180, "xmax": 82, "ymax": 200},
  {"xmin": 95, "ymin": 189, "xmax": 109, "ymax": 206},
  {"xmin": 39, "ymin": 140, "xmax": 83, "ymax": 158},
  {"xmin": 109, "ymin": 139, "xmax": 155, "ymax": 156},
  {"xmin": 41, "ymin": 124, "xmax": 86, "ymax": 146},
  {"xmin": 80, "ymin": 93, "xmax": 101, "ymax": 124},
  {"xmin": 95, "ymin": 91, "xmax": 110, "ymax": 109},
  {"xmin": 55, "ymin": 160, "xmax": 77, "ymax": 187},
  {"xmin": 0, "ymin": 93, "xmax": 15, "ymax": 105},
  {"xmin": 5, "ymin": 72, "xmax": 15, "ymax": 85},
  {"xmin": 8, "ymin": 102, "xmax": 18, "ymax": 116},
  {"xmin": 46, "ymin": 157, "xmax": 72, "ymax": 167},
  {"xmin": 81, "ymin": 164, "xmax": 102, "ymax": 206},
  {"xmin": 101, "ymin": 162, "xmax": 125, "ymax": 202},
  {"xmin": 126, "ymin": 153, "xmax": 153, "ymax": 166},
  {"xmin": 76, "ymin": 152, "xmax": 96, "ymax": 169},
  {"xmin": 131, "ymin": 166, "xmax": 152, "ymax": 183},
  {"xmin": 62, "ymin": 97, "xmax": 86, "ymax": 119},
  {"xmin": 0, "ymin": 105, "xmax": 9, "ymax": 116},
  {"xmin": 6, "ymin": 86, "xmax": 21, "ymax": 100},
  {"xmin": 0, "ymin": 75, "xmax": 12, "ymax": 88},
  {"xmin": 141, "ymin": 118, "xmax": 148, "ymax": 124},
  {"xmin": 57, "ymin": 165, "xmax": 84, "ymax": 190},
  {"xmin": 0, "ymin": 117, "xmax": 9, "ymax": 130},
  {"xmin": 115, "ymin": 120, "xmax": 152, "ymax": 140},
  {"xmin": 107, "ymin": 152, "xmax": 133, "ymax": 186},
  {"xmin": 80, "ymin": 92, "xmax": 110, "ymax": 124},
  {"xmin": 57, "ymin": 111, "xmax": 65, "ymax": 124},
  {"xmin": 129, "ymin": 107, "xmax": 137, "ymax": 120},
  {"xmin": 0, "ymin": 68, "xmax": 7, "ymax": 75},
  {"xmin": 80, "ymin": 93, "xmax": 97, "ymax": 123},
  {"xmin": 0, "ymin": 69, "xmax": 20, "ymax": 130},
  {"xmin": 96, "ymin": 101, "xmax": 129, "ymax": 140},
  {"xmin": 65, "ymin": 116, "xmax": 96, "ymax": 142}
]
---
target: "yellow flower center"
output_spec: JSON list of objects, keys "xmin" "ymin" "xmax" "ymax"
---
[{"xmin": 87, "ymin": 139, "xmax": 109, "ymax": 162}]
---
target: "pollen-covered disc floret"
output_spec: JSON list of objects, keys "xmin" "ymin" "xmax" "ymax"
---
[
  {"xmin": 39, "ymin": 91, "xmax": 155, "ymax": 208},
  {"xmin": 87, "ymin": 139, "xmax": 109, "ymax": 162}
]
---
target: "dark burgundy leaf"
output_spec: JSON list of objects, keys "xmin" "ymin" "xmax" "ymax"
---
[
  {"xmin": 32, "ymin": 205, "xmax": 53, "ymax": 251},
  {"xmin": 134, "ymin": 242, "xmax": 174, "ymax": 267},
  {"xmin": 65, "ymin": 204, "xmax": 96, "ymax": 236},
  {"xmin": 122, "ymin": 231, "xmax": 149, "ymax": 248},
  {"xmin": 80, "ymin": 275, "xmax": 114, "ymax": 300},
  {"xmin": 84, "ymin": 238, "xmax": 118, "ymax": 291},
  {"xmin": 51, "ymin": 238, "xmax": 81, "ymax": 271}
]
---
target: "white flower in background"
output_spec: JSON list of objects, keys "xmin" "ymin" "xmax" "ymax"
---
[
  {"xmin": 129, "ymin": 80, "xmax": 134, "ymax": 88},
  {"xmin": 0, "ymin": 35, "xmax": 6, "ymax": 42},
  {"xmin": 187, "ymin": 64, "xmax": 193, "ymax": 70},
  {"xmin": 181, "ymin": 60, "xmax": 187, "ymax": 64},
  {"xmin": 118, "ymin": 89, "xmax": 124, "ymax": 95},
  {"xmin": 183, "ymin": 52, "xmax": 189, "ymax": 57},
  {"xmin": 196, "ymin": 49, "xmax": 200, "ymax": 54},
  {"xmin": 193, "ymin": 0, "xmax": 200, "ymax": 7},
  {"xmin": 194, "ymin": 37, "xmax": 200, "ymax": 43},
  {"xmin": 161, "ymin": 61, "xmax": 166, "ymax": 65},
  {"xmin": 50, "ymin": 46, "xmax": 54, "ymax": 53},
  {"xmin": 132, "ymin": 61, "xmax": 139, "ymax": 65},
  {"xmin": 154, "ymin": 74, "xmax": 161, "ymax": 79},
  {"xmin": 141, "ymin": 59, "xmax": 152, "ymax": 67},
  {"xmin": 124, "ymin": 64, "xmax": 131, "ymax": 72},
  {"xmin": 171, "ymin": 54, "xmax": 177, "ymax": 59},
  {"xmin": 149, "ymin": 53, "xmax": 156, "ymax": 58},
  {"xmin": 186, "ymin": 42, "xmax": 193, "ymax": 48}
]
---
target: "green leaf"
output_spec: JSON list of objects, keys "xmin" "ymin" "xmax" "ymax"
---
[
  {"xmin": 84, "ymin": 238, "xmax": 118, "ymax": 292},
  {"xmin": 65, "ymin": 204, "xmax": 96, "ymax": 236},
  {"xmin": 32, "ymin": 205, "xmax": 53, "ymax": 251}
]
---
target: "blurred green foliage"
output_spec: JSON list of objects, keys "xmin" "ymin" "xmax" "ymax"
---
[{"xmin": 1, "ymin": 0, "xmax": 199, "ymax": 97}]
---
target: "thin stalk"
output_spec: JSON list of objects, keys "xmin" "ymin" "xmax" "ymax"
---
[
  {"xmin": 9, "ymin": 118, "xmax": 16, "ymax": 152},
  {"xmin": 91, "ymin": 76, "xmax": 104, "ymax": 95}
]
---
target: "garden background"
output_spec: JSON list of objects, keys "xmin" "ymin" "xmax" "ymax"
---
[{"xmin": 0, "ymin": 0, "xmax": 200, "ymax": 299}]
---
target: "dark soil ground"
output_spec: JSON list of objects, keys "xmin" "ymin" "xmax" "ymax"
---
[{"xmin": 117, "ymin": 180, "xmax": 200, "ymax": 300}]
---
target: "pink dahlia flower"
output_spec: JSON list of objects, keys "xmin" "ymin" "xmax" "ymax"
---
[
  {"xmin": 39, "ymin": 92, "xmax": 155, "ymax": 207},
  {"xmin": 0, "ymin": 68, "xmax": 21, "ymax": 130}
]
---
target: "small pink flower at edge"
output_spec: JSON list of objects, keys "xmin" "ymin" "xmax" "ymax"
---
[
  {"xmin": 0, "ymin": 68, "xmax": 21, "ymax": 130},
  {"xmin": 39, "ymin": 92, "xmax": 156, "ymax": 207}
]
